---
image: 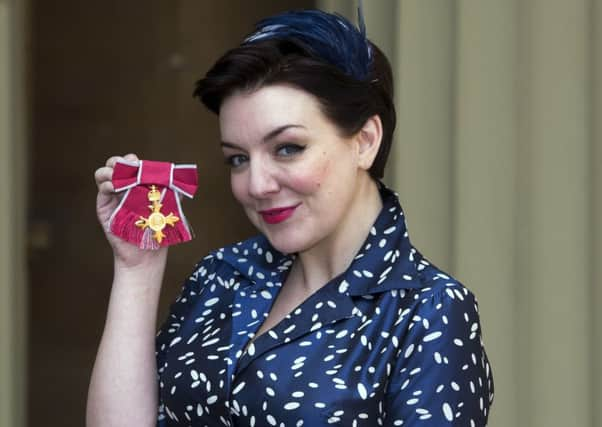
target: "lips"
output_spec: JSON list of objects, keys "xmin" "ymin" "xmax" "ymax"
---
[{"xmin": 259, "ymin": 204, "xmax": 299, "ymax": 224}]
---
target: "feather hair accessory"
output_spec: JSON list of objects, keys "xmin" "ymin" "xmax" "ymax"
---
[{"xmin": 243, "ymin": 6, "xmax": 372, "ymax": 81}]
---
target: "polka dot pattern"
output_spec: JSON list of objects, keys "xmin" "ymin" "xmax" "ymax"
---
[{"xmin": 156, "ymin": 184, "xmax": 494, "ymax": 426}]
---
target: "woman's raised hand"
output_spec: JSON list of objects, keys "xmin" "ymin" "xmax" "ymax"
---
[
  {"xmin": 89, "ymin": 154, "xmax": 167, "ymax": 427},
  {"xmin": 94, "ymin": 153, "xmax": 167, "ymax": 269}
]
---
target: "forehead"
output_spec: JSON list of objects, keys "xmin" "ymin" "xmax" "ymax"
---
[{"xmin": 218, "ymin": 85, "xmax": 325, "ymax": 141}]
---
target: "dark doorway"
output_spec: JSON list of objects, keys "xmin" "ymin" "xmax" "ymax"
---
[{"xmin": 27, "ymin": 1, "xmax": 313, "ymax": 425}]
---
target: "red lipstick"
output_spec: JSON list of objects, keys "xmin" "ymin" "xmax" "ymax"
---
[{"xmin": 259, "ymin": 204, "xmax": 299, "ymax": 224}]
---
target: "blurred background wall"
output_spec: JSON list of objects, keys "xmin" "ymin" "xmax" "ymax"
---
[
  {"xmin": 322, "ymin": 1, "xmax": 602, "ymax": 426},
  {"xmin": 1, "ymin": 1, "xmax": 314, "ymax": 426},
  {"xmin": 0, "ymin": 0, "xmax": 27, "ymax": 426},
  {"xmin": 0, "ymin": 0, "xmax": 601, "ymax": 426}
]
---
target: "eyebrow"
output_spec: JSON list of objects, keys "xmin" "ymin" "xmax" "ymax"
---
[{"xmin": 220, "ymin": 124, "xmax": 306, "ymax": 149}]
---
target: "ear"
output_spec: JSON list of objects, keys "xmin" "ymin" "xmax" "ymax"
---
[{"xmin": 356, "ymin": 114, "xmax": 383, "ymax": 170}]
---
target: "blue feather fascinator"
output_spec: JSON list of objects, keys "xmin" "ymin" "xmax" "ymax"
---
[{"xmin": 243, "ymin": 8, "xmax": 372, "ymax": 81}]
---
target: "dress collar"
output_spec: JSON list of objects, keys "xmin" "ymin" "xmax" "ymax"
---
[{"xmin": 218, "ymin": 181, "xmax": 425, "ymax": 296}]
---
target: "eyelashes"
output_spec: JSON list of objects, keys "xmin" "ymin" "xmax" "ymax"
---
[
  {"xmin": 276, "ymin": 143, "xmax": 306, "ymax": 156},
  {"xmin": 224, "ymin": 154, "xmax": 248, "ymax": 167},
  {"xmin": 224, "ymin": 144, "xmax": 307, "ymax": 168}
]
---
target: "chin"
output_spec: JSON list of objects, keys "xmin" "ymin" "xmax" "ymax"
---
[
  {"xmin": 261, "ymin": 228, "xmax": 316, "ymax": 255},
  {"xmin": 264, "ymin": 234, "xmax": 306, "ymax": 255},
  {"xmin": 247, "ymin": 212, "xmax": 313, "ymax": 255}
]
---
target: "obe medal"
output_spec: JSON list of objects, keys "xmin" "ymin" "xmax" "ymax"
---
[{"xmin": 135, "ymin": 185, "xmax": 180, "ymax": 244}]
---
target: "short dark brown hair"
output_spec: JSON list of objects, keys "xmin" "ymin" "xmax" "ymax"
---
[{"xmin": 193, "ymin": 32, "xmax": 396, "ymax": 180}]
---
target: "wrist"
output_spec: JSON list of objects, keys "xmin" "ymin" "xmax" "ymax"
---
[{"xmin": 113, "ymin": 249, "xmax": 168, "ymax": 283}]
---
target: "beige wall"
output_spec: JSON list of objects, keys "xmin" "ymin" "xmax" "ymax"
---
[
  {"xmin": 0, "ymin": 0, "xmax": 27, "ymax": 427},
  {"xmin": 322, "ymin": 1, "xmax": 601, "ymax": 426},
  {"xmin": 2, "ymin": 1, "xmax": 600, "ymax": 426},
  {"xmin": 594, "ymin": 3, "xmax": 602, "ymax": 425}
]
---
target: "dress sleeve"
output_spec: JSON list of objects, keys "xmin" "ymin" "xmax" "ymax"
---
[
  {"xmin": 384, "ymin": 285, "xmax": 494, "ymax": 426},
  {"xmin": 154, "ymin": 254, "xmax": 218, "ymax": 426}
]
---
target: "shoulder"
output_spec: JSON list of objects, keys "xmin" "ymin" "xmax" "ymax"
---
[
  {"xmin": 385, "ymin": 259, "xmax": 494, "ymax": 423},
  {"xmin": 384, "ymin": 255, "xmax": 494, "ymax": 422},
  {"xmin": 415, "ymin": 254, "xmax": 479, "ymax": 305},
  {"xmin": 400, "ymin": 254, "xmax": 483, "ymax": 335}
]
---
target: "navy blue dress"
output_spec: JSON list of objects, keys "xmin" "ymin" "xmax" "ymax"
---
[{"xmin": 156, "ymin": 184, "xmax": 494, "ymax": 426}]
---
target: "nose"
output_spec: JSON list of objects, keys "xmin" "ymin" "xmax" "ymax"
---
[{"xmin": 247, "ymin": 158, "xmax": 279, "ymax": 199}]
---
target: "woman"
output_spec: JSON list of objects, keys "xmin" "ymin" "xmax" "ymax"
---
[{"xmin": 88, "ymin": 9, "xmax": 493, "ymax": 427}]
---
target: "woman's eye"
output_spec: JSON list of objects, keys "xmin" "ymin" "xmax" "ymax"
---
[
  {"xmin": 225, "ymin": 154, "xmax": 248, "ymax": 168},
  {"xmin": 276, "ymin": 144, "xmax": 305, "ymax": 157}
]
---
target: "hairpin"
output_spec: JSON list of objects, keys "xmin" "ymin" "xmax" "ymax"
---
[{"xmin": 243, "ymin": 8, "xmax": 372, "ymax": 81}]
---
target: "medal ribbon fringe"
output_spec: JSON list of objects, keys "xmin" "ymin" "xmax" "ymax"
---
[{"xmin": 108, "ymin": 160, "xmax": 198, "ymax": 249}]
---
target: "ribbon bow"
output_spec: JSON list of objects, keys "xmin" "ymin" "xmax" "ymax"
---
[{"xmin": 108, "ymin": 159, "xmax": 198, "ymax": 249}]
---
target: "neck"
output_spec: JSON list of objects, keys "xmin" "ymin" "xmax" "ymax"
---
[{"xmin": 291, "ymin": 175, "xmax": 383, "ymax": 294}]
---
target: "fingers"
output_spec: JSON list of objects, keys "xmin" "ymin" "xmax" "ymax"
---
[
  {"xmin": 94, "ymin": 166, "xmax": 114, "ymax": 190},
  {"xmin": 94, "ymin": 166, "xmax": 112, "ymax": 184},
  {"xmin": 97, "ymin": 153, "xmax": 139, "ymax": 192},
  {"xmin": 97, "ymin": 179, "xmax": 115, "ymax": 195},
  {"xmin": 105, "ymin": 156, "xmax": 121, "ymax": 168},
  {"xmin": 123, "ymin": 153, "xmax": 139, "ymax": 162},
  {"xmin": 105, "ymin": 153, "xmax": 139, "ymax": 168}
]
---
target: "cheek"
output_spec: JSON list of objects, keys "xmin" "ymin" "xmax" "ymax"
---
[
  {"xmin": 230, "ymin": 174, "xmax": 248, "ymax": 204},
  {"xmin": 288, "ymin": 155, "xmax": 331, "ymax": 193}
]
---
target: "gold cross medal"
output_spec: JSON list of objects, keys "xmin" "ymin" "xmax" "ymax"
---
[{"xmin": 135, "ymin": 185, "xmax": 180, "ymax": 244}]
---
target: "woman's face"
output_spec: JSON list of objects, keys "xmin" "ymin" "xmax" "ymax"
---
[{"xmin": 218, "ymin": 84, "xmax": 366, "ymax": 255}]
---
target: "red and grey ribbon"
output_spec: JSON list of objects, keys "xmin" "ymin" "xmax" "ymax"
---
[{"xmin": 108, "ymin": 159, "xmax": 198, "ymax": 249}]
